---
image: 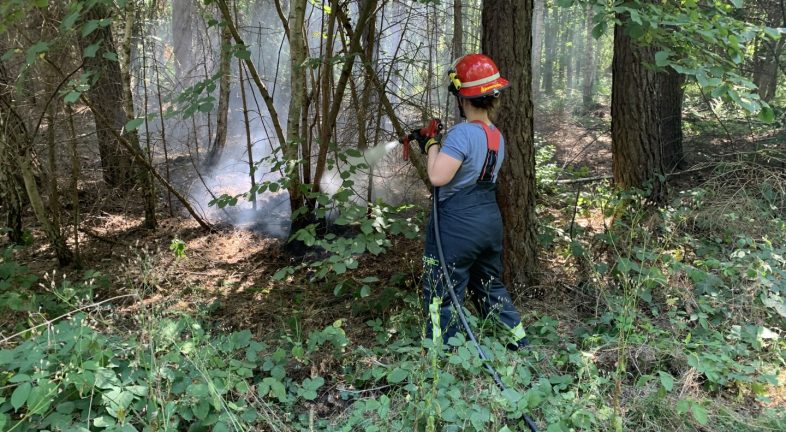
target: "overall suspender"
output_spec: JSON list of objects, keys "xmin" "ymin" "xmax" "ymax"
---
[{"xmin": 471, "ymin": 120, "xmax": 501, "ymax": 183}]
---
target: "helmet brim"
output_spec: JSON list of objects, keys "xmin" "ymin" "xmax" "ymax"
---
[{"xmin": 457, "ymin": 77, "xmax": 510, "ymax": 98}]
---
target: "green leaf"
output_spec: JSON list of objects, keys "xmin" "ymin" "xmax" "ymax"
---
[
  {"xmin": 61, "ymin": 11, "xmax": 80, "ymax": 31},
  {"xmin": 56, "ymin": 401, "xmax": 76, "ymax": 414},
  {"xmin": 758, "ymin": 105, "xmax": 774, "ymax": 123},
  {"xmin": 93, "ymin": 416, "xmax": 115, "ymax": 427},
  {"xmin": 125, "ymin": 118, "xmax": 145, "ymax": 132},
  {"xmin": 9, "ymin": 374, "xmax": 31, "ymax": 383},
  {"xmin": 102, "ymin": 51, "xmax": 118, "ymax": 62},
  {"xmin": 11, "ymin": 382, "xmax": 31, "ymax": 411},
  {"xmin": 83, "ymin": 42, "xmax": 101, "ymax": 58},
  {"xmin": 386, "ymin": 367, "xmax": 408, "ymax": 384},
  {"xmin": 82, "ymin": 20, "xmax": 100, "ymax": 37},
  {"xmin": 592, "ymin": 22, "xmax": 607, "ymax": 39},
  {"xmin": 333, "ymin": 262, "xmax": 346, "ymax": 274},
  {"xmin": 26, "ymin": 382, "xmax": 54, "ymax": 414},
  {"xmin": 654, "ymin": 50, "xmax": 670, "ymax": 67},
  {"xmin": 730, "ymin": 0, "xmax": 742, "ymax": 7},
  {"xmin": 25, "ymin": 41, "xmax": 49, "ymax": 65},
  {"xmin": 691, "ymin": 403, "xmax": 709, "ymax": 425},
  {"xmin": 234, "ymin": 48, "xmax": 251, "ymax": 60},
  {"xmin": 359, "ymin": 285, "xmax": 370, "ymax": 297},
  {"xmin": 63, "ymin": 91, "xmax": 81, "ymax": 104},
  {"xmin": 658, "ymin": 371, "xmax": 674, "ymax": 392}
]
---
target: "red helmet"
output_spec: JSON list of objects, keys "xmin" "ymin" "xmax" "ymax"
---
[{"xmin": 448, "ymin": 53, "xmax": 510, "ymax": 98}]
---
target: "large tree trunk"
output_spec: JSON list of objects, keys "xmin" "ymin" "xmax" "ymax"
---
[
  {"xmin": 752, "ymin": 37, "xmax": 783, "ymax": 102},
  {"xmin": 581, "ymin": 3, "xmax": 596, "ymax": 109},
  {"xmin": 611, "ymin": 15, "xmax": 665, "ymax": 203},
  {"xmin": 659, "ymin": 69, "xmax": 685, "ymax": 171},
  {"xmin": 79, "ymin": 3, "xmax": 138, "ymax": 188},
  {"xmin": 531, "ymin": 0, "xmax": 544, "ymax": 95},
  {"xmin": 483, "ymin": 0, "xmax": 538, "ymax": 288},
  {"xmin": 172, "ymin": 0, "xmax": 194, "ymax": 82},
  {"xmin": 751, "ymin": 0, "xmax": 784, "ymax": 102}
]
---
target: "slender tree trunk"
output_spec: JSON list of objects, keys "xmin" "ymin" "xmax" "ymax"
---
[
  {"xmin": 285, "ymin": 0, "xmax": 309, "ymax": 229},
  {"xmin": 0, "ymin": 133, "xmax": 24, "ymax": 244},
  {"xmin": 582, "ymin": 3, "xmax": 595, "ymax": 109},
  {"xmin": 452, "ymin": 0, "xmax": 464, "ymax": 122},
  {"xmin": 611, "ymin": 15, "xmax": 665, "ymax": 203},
  {"xmin": 314, "ymin": 0, "xmax": 339, "ymax": 193},
  {"xmin": 79, "ymin": 3, "xmax": 139, "ymax": 188},
  {"xmin": 483, "ymin": 0, "xmax": 538, "ymax": 288},
  {"xmin": 556, "ymin": 8, "xmax": 569, "ymax": 88},
  {"xmin": 66, "ymin": 105, "xmax": 82, "ymax": 266},
  {"xmin": 357, "ymin": 3, "xmax": 380, "ymax": 151},
  {"xmin": 0, "ymin": 58, "xmax": 71, "ymax": 263},
  {"xmin": 120, "ymin": 1, "xmax": 157, "ymax": 229},
  {"xmin": 542, "ymin": 3, "xmax": 556, "ymax": 95},
  {"xmin": 46, "ymin": 97, "xmax": 62, "ymax": 234},
  {"xmin": 207, "ymin": 18, "xmax": 232, "ymax": 166},
  {"xmin": 312, "ymin": 0, "xmax": 376, "ymax": 194},
  {"xmin": 153, "ymin": 46, "xmax": 173, "ymax": 216},
  {"xmin": 532, "ymin": 0, "xmax": 545, "ymax": 95}
]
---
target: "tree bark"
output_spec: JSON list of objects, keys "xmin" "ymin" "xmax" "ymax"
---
[
  {"xmin": 753, "ymin": 37, "xmax": 783, "ymax": 102},
  {"xmin": 79, "ymin": 3, "xmax": 138, "ymax": 188},
  {"xmin": 172, "ymin": 0, "xmax": 194, "ymax": 82},
  {"xmin": 207, "ymin": 18, "xmax": 232, "ymax": 166},
  {"xmin": 611, "ymin": 14, "xmax": 665, "ymax": 203},
  {"xmin": 483, "ymin": 0, "xmax": 538, "ymax": 288},
  {"xmin": 0, "ymin": 133, "xmax": 24, "ymax": 244},
  {"xmin": 120, "ymin": 1, "xmax": 157, "ymax": 229},
  {"xmin": 452, "ymin": 0, "xmax": 464, "ymax": 122},
  {"xmin": 284, "ymin": 0, "xmax": 309, "ymax": 229},
  {"xmin": 0, "ymin": 56, "xmax": 71, "ymax": 263},
  {"xmin": 659, "ymin": 68, "xmax": 685, "ymax": 171}
]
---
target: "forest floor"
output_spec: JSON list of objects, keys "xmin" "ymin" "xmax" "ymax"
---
[{"xmin": 2, "ymin": 105, "xmax": 785, "ymax": 431}]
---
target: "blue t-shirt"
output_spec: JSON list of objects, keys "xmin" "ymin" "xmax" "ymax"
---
[{"xmin": 438, "ymin": 122, "xmax": 505, "ymax": 201}]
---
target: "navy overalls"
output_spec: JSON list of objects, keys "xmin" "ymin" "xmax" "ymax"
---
[{"xmin": 422, "ymin": 122, "xmax": 527, "ymax": 346}]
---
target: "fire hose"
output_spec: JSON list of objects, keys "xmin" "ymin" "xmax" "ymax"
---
[{"xmin": 402, "ymin": 119, "xmax": 539, "ymax": 432}]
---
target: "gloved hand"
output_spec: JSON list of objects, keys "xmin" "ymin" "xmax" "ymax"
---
[{"xmin": 413, "ymin": 130, "xmax": 442, "ymax": 154}]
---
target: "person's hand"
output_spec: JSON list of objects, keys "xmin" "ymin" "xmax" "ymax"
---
[{"xmin": 414, "ymin": 131, "xmax": 442, "ymax": 154}]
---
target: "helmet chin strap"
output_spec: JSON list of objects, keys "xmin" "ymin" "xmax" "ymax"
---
[{"xmin": 456, "ymin": 96, "xmax": 466, "ymax": 119}]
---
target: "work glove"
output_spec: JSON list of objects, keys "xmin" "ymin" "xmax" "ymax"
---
[{"xmin": 414, "ymin": 131, "xmax": 442, "ymax": 154}]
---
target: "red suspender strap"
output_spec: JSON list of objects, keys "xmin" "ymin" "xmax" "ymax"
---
[
  {"xmin": 471, "ymin": 120, "xmax": 501, "ymax": 183},
  {"xmin": 470, "ymin": 120, "xmax": 501, "ymax": 151}
]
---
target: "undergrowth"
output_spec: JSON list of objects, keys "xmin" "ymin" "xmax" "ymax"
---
[{"xmin": 1, "ymin": 157, "xmax": 786, "ymax": 431}]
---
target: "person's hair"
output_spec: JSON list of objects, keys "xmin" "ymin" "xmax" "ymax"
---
[{"xmin": 466, "ymin": 94, "xmax": 500, "ymax": 112}]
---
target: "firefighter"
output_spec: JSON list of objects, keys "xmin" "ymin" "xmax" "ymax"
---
[{"xmin": 416, "ymin": 53, "xmax": 529, "ymax": 350}]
